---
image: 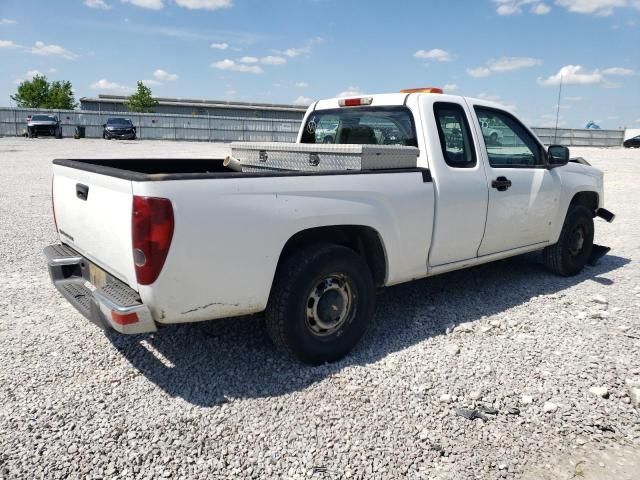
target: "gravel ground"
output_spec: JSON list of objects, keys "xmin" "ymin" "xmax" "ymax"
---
[{"xmin": 0, "ymin": 137, "xmax": 639, "ymax": 480}]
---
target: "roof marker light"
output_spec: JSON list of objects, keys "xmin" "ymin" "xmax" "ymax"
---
[
  {"xmin": 400, "ymin": 87, "xmax": 444, "ymax": 94},
  {"xmin": 338, "ymin": 97, "xmax": 373, "ymax": 107}
]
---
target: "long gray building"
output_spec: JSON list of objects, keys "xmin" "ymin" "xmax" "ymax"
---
[{"xmin": 79, "ymin": 94, "xmax": 307, "ymax": 120}]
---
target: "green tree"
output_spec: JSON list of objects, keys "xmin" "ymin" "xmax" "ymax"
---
[
  {"xmin": 10, "ymin": 75, "xmax": 77, "ymax": 109},
  {"xmin": 126, "ymin": 81, "xmax": 158, "ymax": 113},
  {"xmin": 47, "ymin": 80, "xmax": 77, "ymax": 110}
]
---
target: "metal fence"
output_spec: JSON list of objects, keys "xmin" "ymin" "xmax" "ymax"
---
[
  {"xmin": 531, "ymin": 127, "xmax": 624, "ymax": 147},
  {"xmin": 0, "ymin": 107, "xmax": 626, "ymax": 147},
  {"xmin": 0, "ymin": 107, "xmax": 300, "ymax": 143}
]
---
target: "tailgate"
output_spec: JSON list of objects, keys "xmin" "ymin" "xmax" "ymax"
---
[{"xmin": 52, "ymin": 164, "xmax": 137, "ymax": 288}]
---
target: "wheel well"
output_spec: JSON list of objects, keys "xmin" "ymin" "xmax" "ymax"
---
[
  {"xmin": 277, "ymin": 226, "xmax": 387, "ymax": 287},
  {"xmin": 570, "ymin": 191, "xmax": 599, "ymax": 214}
]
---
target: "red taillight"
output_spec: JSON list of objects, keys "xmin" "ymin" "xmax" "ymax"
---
[
  {"xmin": 339, "ymin": 97, "xmax": 373, "ymax": 107},
  {"xmin": 111, "ymin": 311, "xmax": 139, "ymax": 325},
  {"xmin": 132, "ymin": 196, "xmax": 174, "ymax": 285},
  {"xmin": 51, "ymin": 176, "xmax": 58, "ymax": 232}
]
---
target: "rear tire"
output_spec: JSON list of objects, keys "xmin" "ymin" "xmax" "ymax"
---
[
  {"xmin": 265, "ymin": 244, "xmax": 376, "ymax": 365},
  {"xmin": 543, "ymin": 205, "xmax": 594, "ymax": 276}
]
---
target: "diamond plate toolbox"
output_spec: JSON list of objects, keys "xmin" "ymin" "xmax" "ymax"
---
[{"xmin": 230, "ymin": 142, "xmax": 419, "ymax": 172}]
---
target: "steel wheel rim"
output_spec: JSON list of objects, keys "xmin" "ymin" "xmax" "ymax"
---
[{"xmin": 305, "ymin": 274, "xmax": 355, "ymax": 337}]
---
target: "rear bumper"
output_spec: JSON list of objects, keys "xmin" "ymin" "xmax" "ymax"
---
[{"xmin": 44, "ymin": 243, "xmax": 156, "ymax": 334}]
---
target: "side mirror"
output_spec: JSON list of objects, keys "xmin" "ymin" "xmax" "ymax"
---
[
  {"xmin": 547, "ymin": 145, "xmax": 569, "ymax": 168},
  {"xmin": 102, "ymin": 124, "xmax": 106, "ymax": 128}
]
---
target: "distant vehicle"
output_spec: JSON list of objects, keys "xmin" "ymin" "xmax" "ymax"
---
[
  {"xmin": 624, "ymin": 135, "xmax": 640, "ymax": 148},
  {"xmin": 27, "ymin": 114, "xmax": 62, "ymax": 139},
  {"xmin": 480, "ymin": 119, "xmax": 502, "ymax": 144},
  {"xmin": 585, "ymin": 121, "xmax": 601, "ymax": 130},
  {"xmin": 102, "ymin": 118, "xmax": 136, "ymax": 140}
]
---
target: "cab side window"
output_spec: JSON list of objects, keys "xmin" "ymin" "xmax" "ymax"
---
[
  {"xmin": 433, "ymin": 102, "xmax": 476, "ymax": 168},
  {"xmin": 475, "ymin": 108, "xmax": 544, "ymax": 168}
]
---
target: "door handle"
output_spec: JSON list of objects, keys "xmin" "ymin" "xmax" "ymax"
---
[
  {"xmin": 76, "ymin": 183, "xmax": 89, "ymax": 201},
  {"xmin": 491, "ymin": 176, "xmax": 512, "ymax": 192}
]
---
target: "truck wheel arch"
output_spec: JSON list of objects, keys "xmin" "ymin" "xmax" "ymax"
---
[
  {"xmin": 550, "ymin": 190, "xmax": 600, "ymax": 245},
  {"xmin": 569, "ymin": 191, "xmax": 599, "ymax": 214},
  {"xmin": 273, "ymin": 225, "xmax": 388, "ymax": 289}
]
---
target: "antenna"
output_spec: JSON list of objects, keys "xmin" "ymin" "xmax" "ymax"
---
[{"xmin": 554, "ymin": 74, "xmax": 563, "ymax": 144}]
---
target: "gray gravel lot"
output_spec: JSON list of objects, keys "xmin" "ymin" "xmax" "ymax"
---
[{"xmin": 1, "ymin": 137, "xmax": 639, "ymax": 480}]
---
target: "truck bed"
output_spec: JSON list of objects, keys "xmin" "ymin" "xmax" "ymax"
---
[{"xmin": 53, "ymin": 158, "xmax": 431, "ymax": 181}]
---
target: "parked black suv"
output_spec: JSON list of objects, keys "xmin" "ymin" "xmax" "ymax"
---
[
  {"xmin": 624, "ymin": 135, "xmax": 640, "ymax": 148},
  {"xmin": 102, "ymin": 118, "xmax": 136, "ymax": 140}
]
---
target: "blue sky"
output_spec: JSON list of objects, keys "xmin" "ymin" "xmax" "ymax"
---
[{"xmin": 1, "ymin": 0, "xmax": 638, "ymax": 128}]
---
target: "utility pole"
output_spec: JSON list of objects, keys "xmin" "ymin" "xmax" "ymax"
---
[{"xmin": 554, "ymin": 74, "xmax": 563, "ymax": 144}]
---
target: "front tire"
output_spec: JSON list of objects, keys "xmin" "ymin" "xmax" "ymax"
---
[
  {"xmin": 543, "ymin": 205, "xmax": 594, "ymax": 276},
  {"xmin": 265, "ymin": 244, "xmax": 376, "ymax": 365}
]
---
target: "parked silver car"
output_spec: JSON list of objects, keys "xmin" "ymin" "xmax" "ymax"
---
[{"xmin": 27, "ymin": 114, "xmax": 62, "ymax": 139}]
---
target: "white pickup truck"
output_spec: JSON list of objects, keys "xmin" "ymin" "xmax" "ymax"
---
[{"xmin": 45, "ymin": 88, "xmax": 615, "ymax": 365}]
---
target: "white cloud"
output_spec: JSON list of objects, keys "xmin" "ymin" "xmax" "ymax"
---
[
  {"xmin": 121, "ymin": 0, "xmax": 164, "ymax": 10},
  {"xmin": 0, "ymin": 40, "xmax": 18, "ymax": 48},
  {"xmin": 238, "ymin": 55, "xmax": 286, "ymax": 65},
  {"xmin": 175, "ymin": 0, "xmax": 233, "ymax": 9},
  {"xmin": 602, "ymin": 66, "xmax": 635, "ymax": 75},
  {"xmin": 468, "ymin": 56, "xmax": 542, "ymax": 77},
  {"xmin": 49, "ymin": 67, "xmax": 57, "ymax": 73},
  {"xmin": 443, "ymin": 83, "xmax": 459, "ymax": 92},
  {"xmin": 277, "ymin": 37, "xmax": 323, "ymax": 58},
  {"xmin": 153, "ymin": 68, "xmax": 179, "ymax": 81},
  {"xmin": 494, "ymin": 0, "xmax": 548, "ymax": 15},
  {"xmin": 538, "ymin": 65, "xmax": 604, "ymax": 86},
  {"xmin": 476, "ymin": 92, "xmax": 517, "ymax": 111},
  {"xmin": 261, "ymin": 55, "xmax": 286, "ymax": 65},
  {"xmin": 555, "ymin": 0, "xmax": 636, "ymax": 16},
  {"xmin": 84, "ymin": 0, "xmax": 112, "ymax": 9},
  {"xmin": 414, "ymin": 48, "xmax": 451, "ymax": 62},
  {"xmin": 336, "ymin": 86, "xmax": 364, "ymax": 98},
  {"xmin": 532, "ymin": 2, "xmax": 551, "ymax": 13},
  {"xmin": 467, "ymin": 67, "xmax": 492, "ymax": 78},
  {"xmin": 488, "ymin": 56, "xmax": 542, "ymax": 72},
  {"xmin": 212, "ymin": 59, "xmax": 263, "ymax": 74},
  {"xmin": 293, "ymin": 95, "xmax": 313, "ymax": 106},
  {"xmin": 499, "ymin": 0, "xmax": 640, "ymax": 16},
  {"xmin": 210, "ymin": 42, "xmax": 229, "ymax": 50},
  {"xmin": 141, "ymin": 79, "xmax": 162, "ymax": 86},
  {"xmin": 91, "ymin": 79, "xmax": 132, "ymax": 92},
  {"xmin": 295, "ymin": 81, "xmax": 309, "ymax": 88},
  {"xmin": 0, "ymin": 18, "xmax": 17, "ymax": 25},
  {"xmin": 14, "ymin": 70, "xmax": 44, "ymax": 84},
  {"xmin": 30, "ymin": 41, "xmax": 78, "ymax": 59},
  {"xmin": 564, "ymin": 96, "xmax": 584, "ymax": 101}
]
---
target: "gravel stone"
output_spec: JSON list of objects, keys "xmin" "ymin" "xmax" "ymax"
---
[
  {"xmin": 589, "ymin": 386, "xmax": 610, "ymax": 399},
  {"xmin": 1, "ymin": 140, "xmax": 639, "ymax": 480},
  {"xmin": 521, "ymin": 395, "xmax": 534, "ymax": 405},
  {"xmin": 444, "ymin": 344, "xmax": 461, "ymax": 355},
  {"xmin": 591, "ymin": 295, "xmax": 608, "ymax": 305},
  {"xmin": 543, "ymin": 402, "xmax": 559, "ymax": 413}
]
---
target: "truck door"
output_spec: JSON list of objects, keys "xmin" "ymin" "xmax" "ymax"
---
[
  {"xmin": 469, "ymin": 105, "xmax": 561, "ymax": 256},
  {"xmin": 419, "ymin": 96, "xmax": 489, "ymax": 267}
]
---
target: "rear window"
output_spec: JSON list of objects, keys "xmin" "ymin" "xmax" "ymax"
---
[{"xmin": 301, "ymin": 106, "xmax": 417, "ymax": 146}]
